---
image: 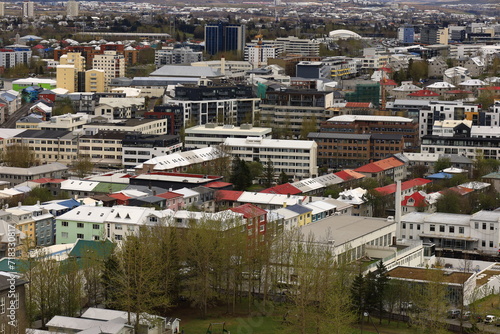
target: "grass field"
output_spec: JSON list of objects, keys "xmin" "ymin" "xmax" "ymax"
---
[{"xmin": 172, "ymin": 301, "xmax": 453, "ymax": 334}]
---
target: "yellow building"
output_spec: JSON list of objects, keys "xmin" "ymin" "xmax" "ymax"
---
[
  {"xmin": 6, "ymin": 208, "xmax": 36, "ymax": 247},
  {"xmin": 56, "ymin": 52, "xmax": 86, "ymax": 93},
  {"xmin": 92, "ymin": 51, "xmax": 125, "ymax": 91},
  {"xmin": 85, "ymin": 69, "xmax": 105, "ymax": 93},
  {"xmin": 284, "ymin": 204, "xmax": 312, "ymax": 227}
]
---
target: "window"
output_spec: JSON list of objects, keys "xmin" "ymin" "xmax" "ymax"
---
[
  {"xmin": 93, "ymin": 224, "xmax": 100, "ymax": 230},
  {"xmin": 409, "ymin": 224, "xmax": 413, "ymax": 230},
  {"xmin": 483, "ymin": 223, "xmax": 487, "ymax": 230},
  {"xmin": 115, "ymin": 234, "xmax": 123, "ymax": 241},
  {"xmin": 62, "ymin": 221, "xmax": 69, "ymax": 227},
  {"xmin": 61, "ymin": 232, "xmax": 68, "ymax": 238},
  {"xmin": 417, "ymin": 224, "xmax": 421, "ymax": 231},
  {"xmin": 402, "ymin": 223, "xmax": 406, "ymax": 229},
  {"xmin": 491, "ymin": 223, "xmax": 495, "ymax": 231},
  {"xmin": 0, "ymin": 296, "xmax": 5, "ymax": 314},
  {"xmin": 93, "ymin": 235, "xmax": 100, "ymax": 241},
  {"xmin": 115, "ymin": 224, "xmax": 122, "ymax": 230},
  {"xmin": 77, "ymin": 233, "xmax": 84, "ymax": 239},
  {"xmin": 77, "ymin": 223, "xmax": 84, "ymax": 228},
  {"xmin": 259, "ymin": 225, "xmax": 265, "ymax": 232},
  {"xmin": 459, "ymin": 227, "xmax": 464, "ymax": 234},
  {"xmin": 430, "ymin": 224, "xmax": 435, "ymax": 232},
  {"xmin": 439, "ymin": 225, "xmax": 445, "ymax": 232},
  {"xmin": 474, "ymin": 222, "xmax": 479, "ymax": 229},
  {"xmin": 449, "ymin": 226, "xmax": 455, "ymax": 233},
  {"xmin": 482, "ymin": 240, "xmax": 486, "ymax": 247},
  {"xmin": 490, "ymin": 241, "xmax": 494, "ymax": 248}
]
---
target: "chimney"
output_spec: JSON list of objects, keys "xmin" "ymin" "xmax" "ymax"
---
[
  {"xmin": 169, "ymin": 188, "xmax": 173, "ymax": 192},
  {"xmin": 221, "ymin": 56, "xmax": 226, "ymax": 75},
  {"xmin": 36, "ymin": 200, "xmax": 40, "ymax": 206},
  {"xmin": 395, "ymin": 180, "xmax": 402, "ymax": 238},
  {"xmin": 18, "ymin": 202, "xmax": 21, "ymax": 208},
  {"xmin": 283, "ymin": 202, "xmax": 287, "ymax": 208}
]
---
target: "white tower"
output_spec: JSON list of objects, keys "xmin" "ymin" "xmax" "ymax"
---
[{"xmin": 67, "ymin": 0, "xmax": 79, "ymax": 17}]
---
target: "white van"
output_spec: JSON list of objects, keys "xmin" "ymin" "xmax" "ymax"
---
[{"xmin": 484, "ymin": 315, "xmax": 496, "ymax": 324}]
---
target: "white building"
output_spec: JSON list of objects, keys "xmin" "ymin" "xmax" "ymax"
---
[
  {"xmin": 244, "ymin": 43, "xmax": 281, "ymax": 67},
  {"xmin": 155, "ymin": 47, "xmax": 203, "ymax": 68},
  {"xmin": 66, "ymin": 0, "xmax": 79, "ymax": 17},
  {"xmin": 184, "ymin": 123, "xmax": 272, "ymax": 149},
  {"xmin": 22, "ymin": 0, "xmax": 34, "ymax": 17},
  {"xmin": 224, "ymin": 137, "xmax": 318, "ymax": 179},
  {"xmin": 400, "ymin": 211, "xmax": 500, "ymax": 255},
  {"xmin": 419, "ymin": 101, "xmax": 479, "ymax": 138}
]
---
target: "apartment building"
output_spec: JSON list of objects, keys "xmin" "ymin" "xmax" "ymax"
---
[
  {"xmin": 184, "ymin": 123, "xmax": 272, "ymax": 149},
  {"xmin": 224, "ymin": 137, "xmax": 318, "ymax": 179},
  {"xmin": 94, "ymin": 97, "xmax": 145, "ymax": 119},
  {"xmin": 309, "ymin": 132, "xmax": 404, "ymax": 170},
  {"xmin": 122, "ymin": 133, "xmax": 181, "ymax": 169},
  {"xmin": 244, "ymin": 42, "xmax": 281, "ymax": 67},
  {"xmin": 155, "ymin": 47, "xmax": 203, "ymax": 68},
  {"xmin": 320, "ymin": 115, "xmax": 419, "ymax": 150},
  {"xmin": 419, "ymin": 101, "xmax": 479, "ymax": 138},
  {"xmin": 13, "ymin": 130, "xmax": 78, "ymax": 165},
  {"xmin": 83, "ymin": 118, "xmax": 168, "ymax": 135},
  {"xmin": 85, "ymin": 69, "xmax": 105, "ymax": 93},
  {"xmin": 259, "ymin": 89, "xmax": 335, "ymax": 138},
  {"xmin": 92, "ymin": 51, "xmax": 125, "ymax": 90}
]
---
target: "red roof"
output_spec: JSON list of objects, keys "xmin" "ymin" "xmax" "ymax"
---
[
  {"xmin": 204, "ymin": 181, "xmax": 233, "ymax": 189},
  {"xmin": 157, "ymin": 191, "xmax": 183, "ymax": 199},
  {"xmin": 215, "ymin": 190, "xmax": 243, "ymax": 202},
  {"xmin": 354, "ymin": 157, "xmax": 404, "ymax": 174},
  {"xmin": 381, "ymin": 79, "xmax": 398, "ymax": 86},
  {"xmin": 31, "ymin": 178, "xmax": 65, "ymax": 184},
  {"xmin": 401, "ymin": 191, "xmax": 427, "ymax": 207},
  {"xmin": 479, "ymin": 86, "xmax": 500, "ymax": 91},
  {"xmin": 230, "ymin": 203, "xmax": 267, "ymax": 219},
  {"xmin": 408, "ymin": 89, "xmax": 440, "ymax": 97},
  {"xmin": 375, "ymin": 178, "xmax": 432, "ymax": 196},
  {"xmin": 345, "ymin": 102, "xmax": 372, "ymax": 108},
  {"xmin": 448, "ymin": 186, "xmax": 473, "ymax": 196},
  {"xmin": 109, "ymin": 193, "xmax": 132, "ymax": 201},
  {"xmin": 334, "ymin": 169, "xmax": 365, "ymax": 181},
  {"xmin": 261, "ymin": 183, "xmax": 301, "ymax": 195}
]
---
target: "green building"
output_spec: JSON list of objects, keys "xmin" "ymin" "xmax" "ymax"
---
[{"xmin": 345, "ymin": 82, "xmax": 380, "ymax": 107}]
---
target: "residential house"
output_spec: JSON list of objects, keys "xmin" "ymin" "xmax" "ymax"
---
[
  {"xmin": 282, "ymin": 203, "xmax": 312, "ymax": 227},
  {"xmin": 337, "ymin": 187, "xmax": 372, "ymax": 217},
  {"xmin": 0, "ymin": 272, "xmax": 28, "ymax": 333},
  {"xmin": 354, "ymin": 157, "xmax": 407, "ymax": 182}
]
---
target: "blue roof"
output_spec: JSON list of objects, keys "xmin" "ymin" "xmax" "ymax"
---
[
  {"xmin": 44, "ymin": 198, "xmax": 81, "ymax": 209},
  {"xmin": 286, "ymin": 204, "xmax": 312, "ymax": 215},
  {"xmin": 426, "ymin": 172, "xmax": 452, "ymax": 179}
]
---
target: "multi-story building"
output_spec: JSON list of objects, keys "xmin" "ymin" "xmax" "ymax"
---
[
  {"xmin": 184, "ymin": 123, "xmax": 272, "ymax": 149},
  {"xmin": 13, "ymin": 130, "xmax": 78, "ymax": 165},
  {"xmin": 56, "ymin": 52, "xmax": 86, "ymax": 92},
  {"xmin": 419, "ymin": 101, "xmax": 479, "ymax": 138},
  {"xmin": 398, "ymin": 26, "xmax": 415, "ymax": 44},
  {"xmin": 78, "ymin": 131, "xmax": 127, "ymax": 168},
  {"xmin": 66, "ymin": 0, "xmax": 79, "ymax": 16},
  {"xmin": 244, "ymin": 42, "xmax": 281, "ymax": 67},
  {"xmin": 205, "ymin": 22, "xmax": 246, "ymax": 56},
  {"xmin": 320, "ymin": 115, "xmax": 419, "ymax": 150},
  {"xmin": 85, "ymin": 69, "xmax": 105, "ymax": 93},
  {"xmin": 83, "ymin": 118, "xmax": 167, "ymax": 135},
  {"xmin": 92, "ymin": 51, "xmax": 125, "ymax": 91},
  {"xmin": 22, "ymin": 0, "xmax": 34, "ymax": 17},
  {"xmin": 0, "ymin": 2, "xmax": 4, "ymax": 16},
  {"xmin": 309, "ymin": 132, "xmax": 404, "ymax": 170},
  {"xmin": 296, "ymin": 61, "xmax": 330, "ymax": 79},
  {"xmin": 224, "ymin": 136, "xmax": 318, "ymax": 179},
  {"xmin": 93, "ymin": 97, "xmax": 145, "ymax": 119},
  {"xmin": 166, "ymin": 84, "xmax": 259, "ymax": 126},
  {"xmin": 155, "ymin": 47, "xmax": 203, "ymax": 68},
  {"xmin": 274, "ymin": 37, "xmax": 320, "ymax": 56},
  {"xmin": 400, "ymin": 211, "xmax": 500, "ymax": 256},
  {"xmin": 122, "ymin": 133, "xmax": 181, "ymax": 169},
  {"xmin": 259, "ymin": 89, "xmax": 335, "ymax": 138}
]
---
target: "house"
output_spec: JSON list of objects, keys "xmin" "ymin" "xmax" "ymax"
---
[
  {"xmin": 401, "ymin": 191, "xmax": 442, "ymax": 214},
  {"xmin": 0, "ymin": 163, "xmax": 68, "ymax": 187},
  {"xmin": 283, "ymin": 204, "xmax": 312, "ymax": 226},
  {"xmin": 0, "ymin": 272, "xmax": 28, "ymax": 333},
  {"xmin": 354, "ymin": 157, "xmax": 407, "ymax": 182},
  {"xmin": 230, "ymin": 203, "xmax": 269, "ymax": 240},
  {"xmin": 337, "ymin": 187, "xmax": 372, "ymax": 217},
  {"xmin": 0, "ymin": 219, "xmax": 25, "ymax": 258}
]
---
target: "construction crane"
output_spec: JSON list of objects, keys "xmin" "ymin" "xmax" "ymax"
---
[{"xmin": 255, "ymin": 34, "xmax": 264, "ymax": 68}]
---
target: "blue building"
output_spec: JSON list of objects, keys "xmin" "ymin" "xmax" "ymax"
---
[
  {"xmin": 398, "ymin": 26, "xmax": 415, "ymax": 44},
  {"xmin": 204, "ymin": 22, "xmax": 246, "ymax": 56}
]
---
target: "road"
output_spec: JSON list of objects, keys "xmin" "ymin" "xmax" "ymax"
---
[{"xmin": 2, "ymin": 102, "xmax": 34, "ymax": 128}]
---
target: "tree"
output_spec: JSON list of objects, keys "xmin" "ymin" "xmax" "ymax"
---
[
  {"xmin": 23, "ymin": 187, "xmax": 54, "ymax": 205},
  {"xmin": 278, "ymin": 171, "xmax": 289, "ymax": 185},
  {"xmin": 230, "ymin": 157, "xmax": 252, "ymax": 190},
  {"xmin": 262, "ymin": 158, "xmax": 275, "ymax": 188},
  {"xmin": 72, "ymin": 155, "xmax": 94, "ymax": 178},
  {"xmin": 300, "ymin": 115, "xmax": 317, "ymax": 140},
  {"xmin": 434, "ymin": 157, "xmax": 452, "ymax": 173},
  {"xmin": 247, "ymin": 160, "xmax": 263, "ymax": 183},
  {"xmin": 408, "ymin": 59, "xmax": 428, "ymax": 81},
  {"xmin": 436, "ymin": 190, "xmax": 463, "ymax": 214},
  {"xmin": 473, "ymin": 156, "xmax": 500, "ymax": 179},
  {"xmin": 2, "ymin": 143, "xmax": 38, "ymax": 167},
  {"xmin": 350, "ymin": 273, "xmax": 367, "ymax": 321},
  {"xmin": 52, "ymin": 97, "xmax": 75, "ymax": 116},
  {"xmin": 410, "ymin": 164, "xmax": 429, "ymax": 179}
]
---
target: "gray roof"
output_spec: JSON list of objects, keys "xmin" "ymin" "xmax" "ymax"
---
[
  {"xmin": 15, "ymin": 129, "xmax": 73, "ymax": 139},
  {"xmin": 300, "ymin": 215, "xmax": 394, "ymax": 247},
  {"xmin": 0, "ymin": 163, "xmax": 68, "ymax": 176},
  {"xmin": 131, "ymin": 77, "xmax": 200, "ymax": 86},
  {"xmin": 150, "ymin": 65, "xmax": 222, "ymax": 78},
  {"xmin": 439, "ymin": 154, "xmax": 473, "ymax": 164}
]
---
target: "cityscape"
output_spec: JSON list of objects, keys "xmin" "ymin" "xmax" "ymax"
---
[{"xmin": 0, "ymin": 0, "xmax": 500, "ymax": 333}]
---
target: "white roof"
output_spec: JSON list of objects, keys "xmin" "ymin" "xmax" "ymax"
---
[
  {"xmin": 434, "ymin": 119, "xmax": 472, "ymax": 128},
  {"xmin": 327, "ymin": 115, "xmax": 413, "ymax": 123},
  {"xmin": 459, "ymin": 181, "xmax": 490, "ymax": 190},
  {"xmin": 105, "ymin": 206, "xmax": 155, "ymax": 224},
  {"xmin": 443, "ymin": 167, "xmax": 468, "ymax": 174},
  {"xmin": 459, "ymin": 79, "xmax": 486, "ymax": 86},
  {"xmin": 272, "ymin": 207, "xmax": 300, "ymax": 220},
  {"xmin": 46, "ymin": 315, "xmax": 127, "ymax": 331},
  {"xmin": 224, "ymin": 137, "xmax": 316, "ymax": 149},
  {"xmin": 291, "ymin": 178, "xmax": 324, "ymax": 193},
  {"xmin": 137, "ymin": 146, "xmax": 220, "ymax": 171},
  {"xmin": 337, "ymin": 187, "xmax": 367, "ymax": 205},
  {"xmin": 427, "ymin": 81, "xmax": 456, "ymax": 89},
  {"xmin": 118, "ymin": 189, "xmax": 149, "ymax": 198},
  {"xmin": 85, "ymin": 173, "xmax": 131, "ymax": 184},
  {"xmin": 60, "ymin": 180, "xmax": 99, "ymax": 192},
  {"xmin": 173, "ymin": 187, "xmax": 199, "ymax": 198},
  {"xmin": 98, "ymin": 97, "xmax": 144, "ymax": 108},
  {"xmin": 237, "ymin": 192, "xmax": 308, "ymax": 206},
  {"xmin": 57, "ymin": 206, "xmax": 112, "ymax": 223},
  {"xmin": 304, "ymin": 200, "xmax": 337, "ymax": 214}
]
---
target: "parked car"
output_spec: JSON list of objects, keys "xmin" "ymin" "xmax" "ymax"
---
[
  {"xmin": 484, "ymin": 315, "xmax": 496, "ymax": 324},
  {"xmin": 462, "ymin": 311, "xmax": 471, "ymax": 320},
  {"xmin": 447, "ymin": 309, "xmax": 461, "ymax": 319}
]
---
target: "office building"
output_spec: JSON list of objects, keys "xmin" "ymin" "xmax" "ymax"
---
[
  {"xmin": 205, "ymin": 22, "xmax": 246, "ymax": 56},
  {"xmin": 398, "ymin": 26, "xmax": 414, "ymax": 44},
  {"xmin": 155, "ymin": 47, "xmax": 203, "ymax": 68}
]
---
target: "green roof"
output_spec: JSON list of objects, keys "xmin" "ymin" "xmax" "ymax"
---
[
  {"xmin": 0, "ymin": 258, "xmax": 30, "ymax": 273},
  {"xmin": 68, "ymin": 239, "xmax": 115, "ymax": 259},
  {"xmin": 91, "ymin": 182, "xmax": 129, "ymax": 194}
]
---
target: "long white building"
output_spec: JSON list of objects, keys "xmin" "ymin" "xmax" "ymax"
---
[
  {"xmin": 224, "ymin": 137, "xmax": 318, "ymax": 179},
  {"xmin": 184, "ymin": 123, "xmax": 272, "ymax": 149}
]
